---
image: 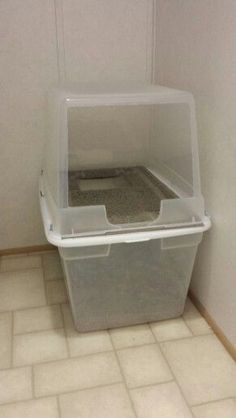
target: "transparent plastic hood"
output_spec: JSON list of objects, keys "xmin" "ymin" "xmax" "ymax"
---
[{"xmin": 42, "ymin": 84, "xmax": 205, "ymax": 238}]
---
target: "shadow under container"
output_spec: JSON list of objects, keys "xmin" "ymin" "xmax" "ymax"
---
[{"xmin": 40, "ymin": 84, "xmax": 211, "ymax": 331}]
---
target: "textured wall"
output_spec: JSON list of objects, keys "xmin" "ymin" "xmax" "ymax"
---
[
  {"xmin": 155, "ymin": 0, "xmax": 236, "ymax": 347},
  {"xmin": 0, "ymin": 0, "xmax": 155, "ymax": 250}
]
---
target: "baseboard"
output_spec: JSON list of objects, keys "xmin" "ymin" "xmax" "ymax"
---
[
  {"xmin": 0, "ymin": 244, "xmax": 55, "ymax": 256},
  {"xmin": 189, "ymin": 290, "xmax": 236, "ymax": 362}
]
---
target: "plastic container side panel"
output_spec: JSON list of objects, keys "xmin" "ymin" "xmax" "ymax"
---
[
  {"xmin": 59, "ymin": 245, "xmax": 111, "ymax": 260},
  {"xmin": 60, "ymin": 238, "xmax": 199, "ymax": 331},
  {"xmin": 67, "ymin": 105, "xmax": 151, "ymax": 171},
  {"xmin": 150, "ymin": 103, "xmax": 198, "ymax": 197},
  {"xmin": 161, "ymin": 232, "xmax": 203, "ymax": 250},
  {"xmin": 44, "ymin": 94, "xmax": 61, "ymax": 205},
  {"xmin": 157, "ymin": 196, "xmax": 205, "ymax": 225},
  {"xmin": 58, "ymin": 101, "xmax": 69, "ymax": 208}
]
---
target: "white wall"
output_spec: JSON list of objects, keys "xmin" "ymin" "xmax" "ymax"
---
[
  {"xmin": 0, "ymin": 0, "xmax": 155, "ymax": 250},
  {"xmin": 156, "ymin": 0, "xmax": 236, "ymax": 347}
]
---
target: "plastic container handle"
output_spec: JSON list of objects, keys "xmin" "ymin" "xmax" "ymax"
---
[{"xmin": 124, "ymin": 237, "xmax": 151, "ymax": 243}]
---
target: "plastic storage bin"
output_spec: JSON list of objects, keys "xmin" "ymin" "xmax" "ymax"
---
[{"xmin": 40, "ymin": 84, "xmax": 211, "ymax": 331}]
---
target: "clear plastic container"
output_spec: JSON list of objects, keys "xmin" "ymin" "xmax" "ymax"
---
[
  {"xmin": 59, "ymin": 233, "xmax": 202, "ymax": 331},
  {"xmin": 42, "ymin": 84, "xmax": 206, "ymax": 239},
  {"xmin": 39, "ymin": 84, "xmax": 211, "ymax": 332}
]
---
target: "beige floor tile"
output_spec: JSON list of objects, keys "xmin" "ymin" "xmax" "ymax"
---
[
  {"xmin": 14, "ymin": 305, "xmax": 63, "ymax": 334},
  {"xmin": 0, "ymin": 367, "xmax": 32, "ymax": 405},
  {"xmin": 131, "ymin": 381, "xmax": 192, "ymax": 418},
  {"xmin": 161, "ymin": 334, "xmax": 236, "ymax": 405},
  {"xmin": 34, "ymin": 352, "xmax": 122, "ymax": 397},
  {"xmin": 0, "ymin": 270, "xmax": 46, "ymax": 312},
  {"xmin": 59, "ymin": 384, "xmax": 135, "ymax": 418},
  {"xmin": 150, "ymin": 318, "xmax": 192, "ymax": 342},
  {"xmin": 0, "ymin": 312, "xmax": 12, "ymax": 369},
  {"xmin": 46, "ymin": 280, "xmax": 68, "ymax": 304},
  {"xmin": 0, "ymin": 397, "xmax": 59, "ymax": 418},
  {"xmin": 13, "ymin": 329, "xmax": 68, "ymax": 366},
  {"xmin": 117, "ymin": 344, "xmax": 172, "ymax": 388},
  {"xmin": 0, "ymin": 255, "xmax": 41, "ymax": 272},
  {"xmin": 110, "ymin": 324, "xmax": 155, "ymax": 349},
  {"xmin": 183, "ymin": 298, "xmax": 212, "ymax": 335},
  {"xmin": 192, "ymin": 399, "xmax": 236, "ymax": 418},
  {"xmin": 43, "ymin": 252, "xmax": 63, "ymax": 281},
  {"xmin": 62, "ymin": 304, "xmax": 113, "ymax": 356}
]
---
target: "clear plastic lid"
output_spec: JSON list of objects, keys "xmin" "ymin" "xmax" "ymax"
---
[{"xmin": 43, "ymin": 84, "xmax": 204, "ymax": 238}]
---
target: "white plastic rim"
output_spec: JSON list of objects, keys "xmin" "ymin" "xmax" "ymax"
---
[{"xmin": 39, "ymin": 178, "xmax": 211, "ymax": 248}]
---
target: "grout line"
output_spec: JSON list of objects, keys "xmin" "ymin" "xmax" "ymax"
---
[
  {"xmin": 14, "ymin": 327, "xmax": 65, "ymax": 337},
  {"xmin": 147, "ymin": 332, "xmax": 215, "ymax": 344},
  {"xmin": 0, "ymin": 344, "xmax": 132, "ymax": 372},
  {"xmin": 128, "ymin": 378, "xmax": 174, "ymax": 392},
  {"xmin": 0, "ymin": 266, "xmax": 43, "ymax": 274},
  {"xmin": 109, "ymin": 330, "xmax": 138, "ymax": 418},
  {"xmin": 31, "ymin": 366, "xmax": 35, "ymax": 399},
  {"xmin": 57, "ymin": 381, "xmax": 124, "ymax": 399},
  {"xmin": 0, "ymin": 247, "xmax": 55, "ymax": 258},
  {"xmin": 59, "ymin": 304, "xmax": 70, "ymax": 358},
  {"xmin": 10, "ymin": 311, "xmax": 14, "ymax": 369},
  {"xmin": 41, "ymin": 259, "xmax": 49, "ymax": 307},
  {"xmin": 181, "ymin": 316, "xmax": 195, "ymax": 335},
  {"xmin": 0, "ymin": 394, "xmax": 58, "ymax": 408},
  {"xmin": 2, "ymin": 387, "xmax": 234, "ymax": 410},
  {"xmin": 0, "ymin": 267, "xmax": 43, "ymax": 280},
  {"xmin": 116, "ymin": 342, "xmax": 159, "ymax": 354},
  {"xmin": 56, "ymin": 395, "xmax": 62, "ymax": 418},
  {"xmin": 189, "ymin": 291, "xmax": 236, "ymax": 362},
  {"xmin": 191, "ymin": 396, "xmax": 236, "ymax": 408},
  {"xmin": 0, "ymin": 256, "xmax": 43, "ymax": 273},
  {"xmin": 31, "ymin": 349, "xmax": 117, "ymax": 370},
  {"xmin": 0, "ymin": 337, "xmax": 175, "ymax": 372},
  {"xmin": 182, "ymin": 315, "xmax": 213, "ymax": 337},
  {"xmin": 0, "ymin": 303, "xmax": 51, "ymax": 316},
  {"xmin": 2, "ymin": 382, "xmax": 124, "ymax": 406},
  {"xmin": 148, "ymin": 323, "xmax": 195, "ymax": 417}
]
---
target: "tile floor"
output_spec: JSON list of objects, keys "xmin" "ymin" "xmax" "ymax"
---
[{"xmin": 0, "ymin": 250, "xmax": 236, "ymax": 418}]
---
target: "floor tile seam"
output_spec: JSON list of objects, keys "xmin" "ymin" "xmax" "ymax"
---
[
  {"xmin": 182, "ymin": 316, "xmax": 213, "ymax": 336},
  {"xmin": 0, "ymin": 345, "xmax": 116, "ymax": 372},
  {"xmin": 41, "ymin": 261, "xmax": 50, "ymax": 306},
  {"xmin": 30, "ymin": 348, "xmax": 118, "ymax": 370},
  {"xmin": 13, "ymin": 326, "xmax": 66, "ymax": 337},
  {"xmin": 0, "ymin": 393, "xmax": 58, "ymax": 408},
  {"xmin": 59, "ymin": 304, "xmax": 71, "ymax": 357},
  {"xmin": 0, "ymin": 253, "xmax": 47, "ymax": 259},
  {"xmin": 109, "ymin": 329, "xmax": 139, "ymax": 418},
  {"xmin": 0, "ymin": 304, "xmax": 49, "ymax": 315},
  {"xmin": 31, "ymin": 366, "xmax": 35, "ymax": 399},
  {"xmin": 34, "ymin": 378, "xmax": 124, "ymax": 399},
  {"xmin": 115, "ymin": 341, "xmax": 161, "ymax": 354},
  {"xmin": 12, "ymin": 303, "xmax": 62, "ymax": 316},
  {"xmin": 0, "ymin": 267, "xmax": 43, "ymax": 278},
  {"xmin": 31, "ymin": 251, "xmax": 57, "ymax": 256},
  {"xmin": 0, "ymin": 266, "xmax": 43, "ymax": 274},
  {"xmin": 149, "ymin": 330, "xmax": 216, "ymax": 344},
  {"xmin": 10, "ymin": 311, "xmax": 14, "ymax": 369},
  {"xmin": 148, "ymin": 323, "xmax": 195, "ymax": 417},
  {"xmin": 56, "ymin": 395, "xmax": 62, "ymax": 418},
  {"xmin": 190, "ymin": 395, "xmax": 236, "ymax": 408},
  {"xmin": 152, "ymin": 334, "xmax": 196, "ymax": 344},
  {"xmin": 13, "ymin": 351, "xmax": 69, "ymax": 369},
  {"xmin": 181, "ymin": 316, "xmax": 196, "ymax": 335},
  {"xmin": 128, "ymin": 378, "xmax": 175, "ymax": 391}
]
